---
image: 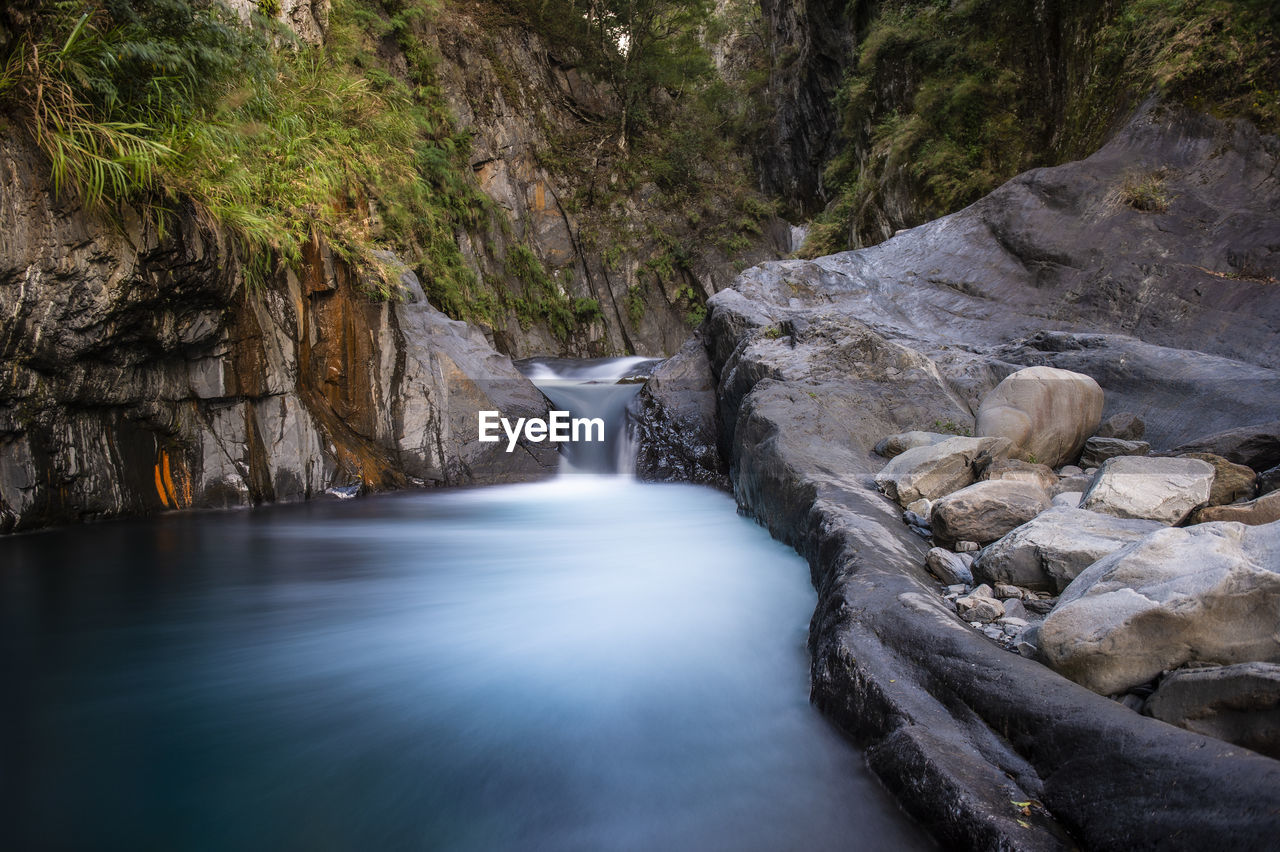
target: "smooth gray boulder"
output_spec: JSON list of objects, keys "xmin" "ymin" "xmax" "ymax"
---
[
  {"xmin": 875, "ymin": 431, "xmax": 951, "ymax": 459},
  {"xmin": 930, "ymin": 480, "xmax": 1051, "ymax": 546},
  {"xmin": 974, "ymin": 507, "xmax": 1164, "ymax": 592},
  {"xmin": 874, "ymin": 436, "xmax": 1013, "ymax": 506},
  {"xmin": 975, "ymin": 366, "xmax": 1103, "ymax": 468},
  {"xmin": 1040, "ymin": 521, "xmax": 1280, "ymax": 695},
  {"xmin": 925, "ymin": 547, "xmax": 973, "ymax": 585},
  {"xmin": 1080, "ymin": 456, "xmax": 1214, "ymax": 524},
  {"xmin": 1051, "ymin": 491, "xmax": 1083, "ymax": 509},
  {"xmin": 1079, "ymin": 437, "xmax": 1149, "ymax": 469},
  {"xmin": 1144, "ymin": 663, "xmax": 1280, "ymax": 759}
]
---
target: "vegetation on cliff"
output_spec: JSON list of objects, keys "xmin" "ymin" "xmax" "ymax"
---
[
  {"xmin": 0, "ymin": 0, "xmax": 777, "ymax": 350},
  {"xmin": 803, "ymin": 0, "xmax": 1280, "ymax": 255}
]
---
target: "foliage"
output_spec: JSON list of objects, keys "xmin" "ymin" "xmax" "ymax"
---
[
  {"xmin": 0, "ymin": 0, "xmax": 495, "ymax": 301},
  {"xmin": 1113, "ymin": 169, "xmax": 1170, "ymax": 213},
  {"xmin": 804, "ymin": 0, "xmax": 1279, "ymax": 256}
]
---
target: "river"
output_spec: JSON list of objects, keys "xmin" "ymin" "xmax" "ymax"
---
[{"xmin": 0, "ymin": 359, "xmax": 928, "ymax": 851}]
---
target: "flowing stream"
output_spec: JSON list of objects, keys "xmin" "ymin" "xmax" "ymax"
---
[{"xmin": 1, "ymin": 358, "xmax": 929, "ymax": 851}]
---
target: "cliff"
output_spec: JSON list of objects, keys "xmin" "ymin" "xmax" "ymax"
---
[{"xmin": 0, "ymin": 135, "xmax": 557, "ymax": 533}]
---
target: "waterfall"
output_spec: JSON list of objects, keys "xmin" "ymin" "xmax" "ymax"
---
[{"xmin": 516, "ymin": 357, "xmax": 662, "ymax": 474}]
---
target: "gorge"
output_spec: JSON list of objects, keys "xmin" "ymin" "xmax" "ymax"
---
[{"xmin": 3, "ymin": 0, "xmax": 1280, "ymax": 849}]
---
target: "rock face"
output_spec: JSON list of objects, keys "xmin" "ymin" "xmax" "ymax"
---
[
  {"xmin": 1145, "ymin": 663, "xmax": 1280, "ymax": 759},
  {"xmin": 975, "ymin": 366, "xmax": 1103, "ymax": 468},
  {"xmin": 628, "ymin": 337, "xmax": 729, "ymax": 489},
  {"xmin": 1096, "ymin": 412, "xmax": 1145, "ymax": 441},
  {"xmin": 632, "ymin": 105, "xmax": 1280, "ymax": 848},
  {"xmin": 1171, "ymin": 420, "xmax": 1280, "ymax": 473},
  {"xmin": 974, "ymin": 507, "xmax": 1164, "ymax": 593},
  {"xmin": 1040, "ymin": 521, "xmax": 1280, "ymax": 695},
  {"xmin": 930, "ymin": 480, "xmax": 1050, "ymax": 546},
  {"xmin": 0, "ymin": 138, "xmax": 558, "ymax": 532},
  {"xmin": 1191, "ymin": 491, "xmax": 1280, "ymax": 526},
  {"xmin": 874, "ymin": 437, "xmax": 1012, "ymax": 506},
  {"xmin": 225, "ymin": 0, "xmax": 330, "ymax": 45},
  {"xmin": 1080, "ymin": 456, "xmax": 1215, "ymax": 524},
  {"xmin": 1179, "ymin": 452, "xmax": 1257, "ymax": 506}
]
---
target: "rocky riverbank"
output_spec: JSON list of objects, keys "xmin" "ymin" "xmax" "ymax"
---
[{"xmin": 631, "ymin": 103, "xmax": 1280, "ymax": 848}]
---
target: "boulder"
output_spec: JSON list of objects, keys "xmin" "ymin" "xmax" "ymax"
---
[
  {"xmin": 975, "ymin": 366, "xmax": 1103, "ymax": 468},
  {"xmin": 874, "ymin": 436, "xmax": 1013, "ymax": 506},
  {"xmin": 874, "ymin": 431, "xmax": 951, "ymax": 459},
  {"xmin": 1170, "ymin": 419, "xmax": 1280, "ymax": 472},
  {"xmin": 1052, "ymin": 473, "xmax": 1093, "ymax": 496},
  {"xmin": 925, "ymin": 547, "xmax": 973, "ymax": 585},
  {"xmin": 974, "ymin": 507, "xmax": 1164, "ymax": 592},
  {"xmin": 1096, "ymin": 412, "xmax": 1145, "ymax": 441},
  {"xmin": 1144, "ymin": 663, "xmax": 1280, "ymax": 759},
  {"xmin": 1039, "ymin": 521, "xmax": 1280, "ymax": 695},
  {"xmin": 930, "ymin": 480, "xmax": 1051, "ymax": 545},
  {"xmin": 1051, "ymin": 491, "xmax": 1083, "ymax": 509},
  {"xmin": 979, "ymin": 458, "xmax": 1058, "ymax": 492},
  {"xmin": 957, "ymin": 594, "xmax": 1004, "ymax": 623},
  {"xmin": 1190, "ymin": 491, "xmax": 1280, "ymax": 526},
  {"xmin": 1079, "ymin": 437, "xmax": 1150, "ymax": 469},
  {"xmin": 1260, "ymin": 465, "xmax": 1280, "ymax": 497},
  {"xmin": 1080, "ymin": 456, "xmax": 1215, "ymax": 524},
  {"xmin": 1178, "ymin": 452, "xmax": 1256, "ymax": 506}
]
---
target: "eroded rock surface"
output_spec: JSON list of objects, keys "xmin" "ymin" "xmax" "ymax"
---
[{"xmin": 632, "ymin": 105, "xmax": 1280, "ymax": 848}]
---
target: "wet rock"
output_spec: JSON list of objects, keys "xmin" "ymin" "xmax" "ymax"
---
[
  {"xmin": 1190, "ymin": 491, "xmax": 1280, "ymax": 526},
  {"xmin": 975, "ymin": 366, "xmax": 1103, "ymax": 468},
  {"xmin": 1145, "ymin": 663, "xmax": 1280, "ymax": 759},
  {"xmin": 925, "ymin": 547, "xmax": 973, "ymax": 585},
  {"xmin": 1170, "ymin": 419, "xmax": 1280, "ymax": 472},
  {"xmin": 974, "ymin": 507, "xmax": 1164, "ymax": 592},
  {"xmin": 1079, "ymin": 437, "xmax": 1149, "ymax": 469},
  {"xmin": 875, "ymin": 430, "xmax": 951, "ymax": 459},
  {"xmin": 1259, "ymin": 465, "xmax": 1280, "ymax": 496},
  {"xmin": 1096, "ymin": 412, "xmax": 1145, "ymax": 441},
  {"xmin": 1080, "ymin": 456, "xmax": 1214, "ymax": 524},
  {"xmin": 930, "ymin": 480, "xmax": 1051, "ymax": 546},
  {"xmin": 874, "ymin": 436, "xmax": 1014, "ymax": 506},
  {"xmin": 1039, "ymin": 521, "xmax": 1280, "ymax": 695},
  {"xmin": 1178, "ymin": 452, "xmax": 1257, "ymax": 506},
  {"xmin": 629, "ymin": 338, "xmax": 730, "ymax": 489}
]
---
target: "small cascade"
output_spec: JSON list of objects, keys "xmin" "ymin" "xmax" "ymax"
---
[{"xmin": 516, "ymin": 356, "xmax": 662, "ymax": 474}]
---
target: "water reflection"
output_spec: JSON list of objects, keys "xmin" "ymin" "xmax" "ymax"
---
[{"xmin": 2, "ymin": 478, "xmax": 928, "ymax": 851}]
